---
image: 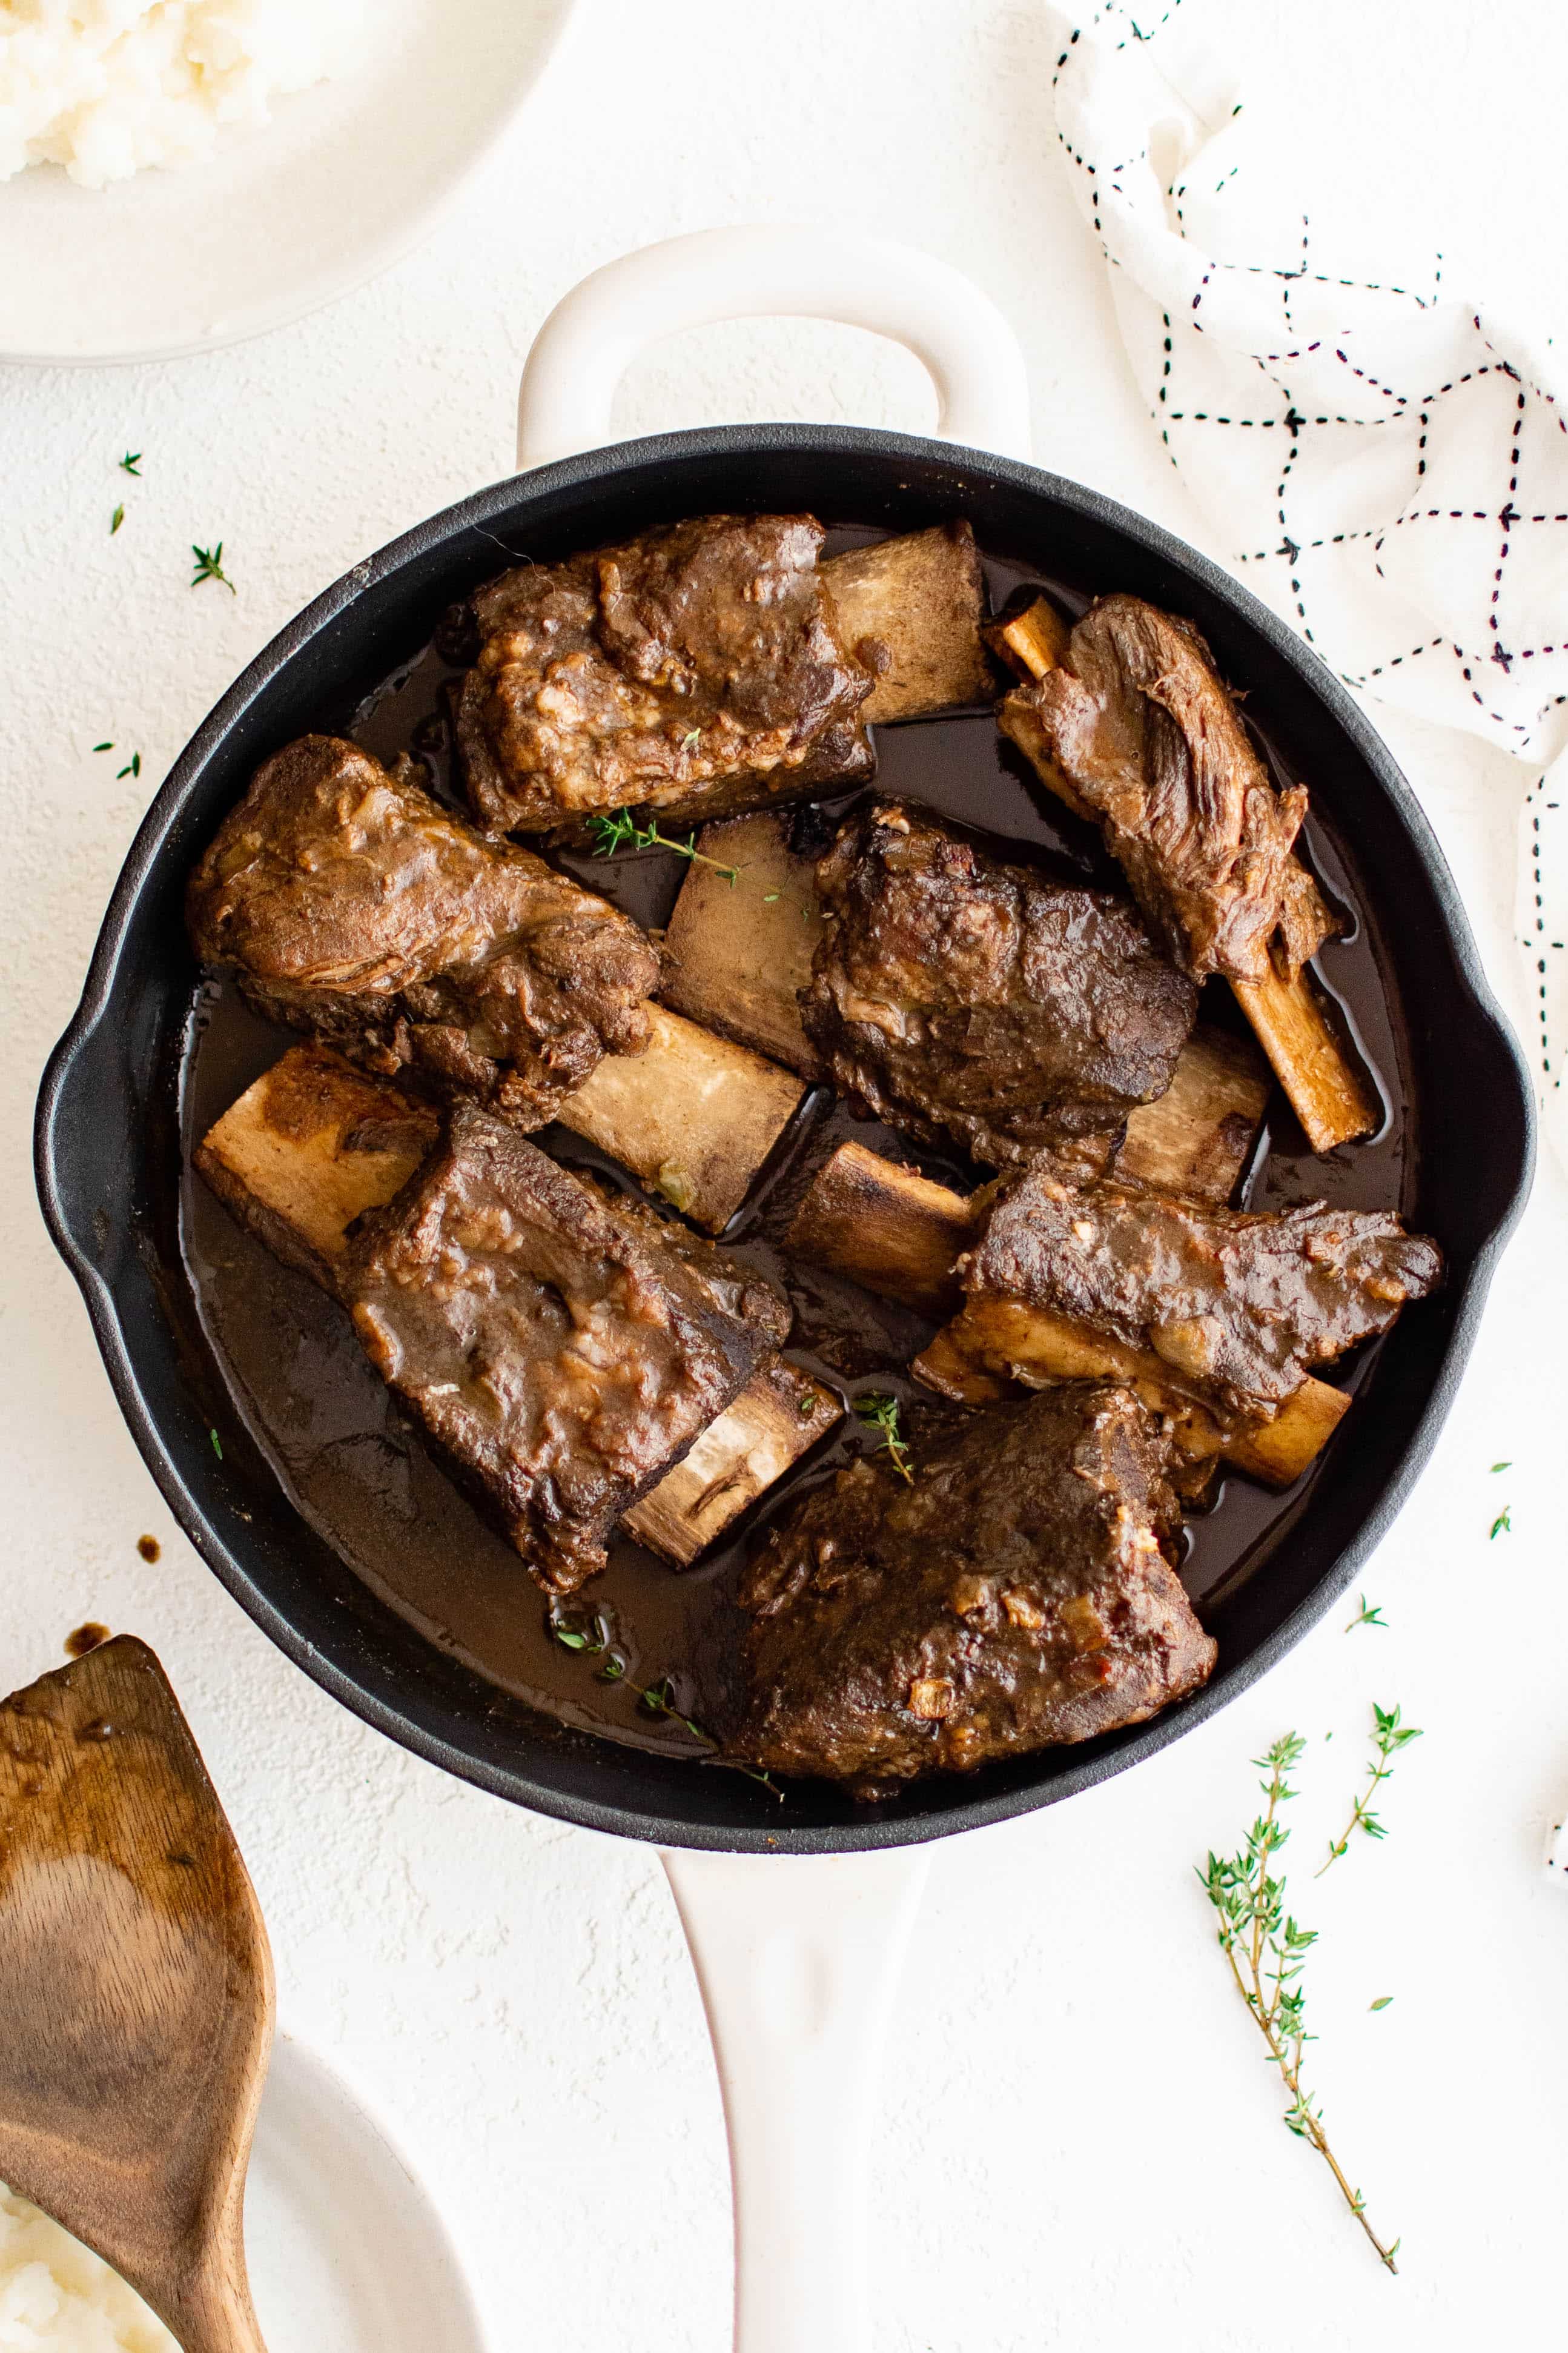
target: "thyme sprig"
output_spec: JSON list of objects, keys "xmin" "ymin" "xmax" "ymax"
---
[
  {"xmin": 118, "ymin": 452, "xmax": 142, "ymax": 476},
  {"xmin": 1317, "ymin": 1703, "xmax": 1422, "ymax": 1876},
  {"xmin": 587, "ymin": 807, "xmax": 819, "ymax": 921},
  {"xmin": 191, "ymin": 542, "xmax": 236, "ymax": 594},
  {"xmin": 853, "ymin": 1392, "xmax": 913, "ymax": 1483},
  {"xmin": 547, "ymin": 1609, "xmax": 781, "ymax": 1797},
  {"xmin": 1345, "ymin": 1596, "xmax": 1387, "ymax": 1631},
  {"xmin": 587, "ymin": 809, "xmax": 738, "ymax": 883},
  {"xmin": 1200, "ymin": 1734, "xmax": 1400, "ymax": 2272}
]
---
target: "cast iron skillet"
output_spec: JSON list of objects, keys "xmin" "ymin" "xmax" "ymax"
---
[{"xmin": 34, "ymin": 425, "xmax": 1534, "ymax": 1853}]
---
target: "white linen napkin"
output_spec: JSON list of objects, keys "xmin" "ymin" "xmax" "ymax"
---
[{"xmin": 1050, "ymin": 2, "xmax": 1568, "ymax": 1160}]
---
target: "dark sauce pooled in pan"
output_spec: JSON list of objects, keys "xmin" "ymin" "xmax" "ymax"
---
[{"xmin": 179, "ymin": 533, "xmax": 1416, "ymax": 1784}]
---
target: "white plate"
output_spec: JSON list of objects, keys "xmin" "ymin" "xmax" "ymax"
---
[
  {"xmin": 245, "ymin": 2036, "xmax": 488, "ymax": 2353},
  {"xmin": 0, "ymin": 0, "xmax": 575, "ymax": 367}
]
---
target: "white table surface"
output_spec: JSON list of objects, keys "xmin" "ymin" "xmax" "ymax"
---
[{"xmin": 2, "ymin": 2, "xmax": 1564, "ymax": 2346}]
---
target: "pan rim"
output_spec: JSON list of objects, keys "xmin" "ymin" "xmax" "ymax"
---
[{"xmin": 34, "ymin": 422, "xmax": 1537, "ymax": 1853}]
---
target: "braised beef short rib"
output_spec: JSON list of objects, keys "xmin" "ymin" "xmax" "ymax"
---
[
  {"xmin": 454, "ymin": 514, "xmax": 876, "ymax": 834},
  {"xmin": 999, "ymin": 596, "xmax": 1335, "ymax": 984},
  {"xmin": 187, "ymin": 734, "xmax": 659, "ymax": 1128},
  {"xmin": 728, "ymin": 1384, "xmax": 1214, "ymax": 1787},
  {"xmin": 964, "ymin": 1164, "xmax": 1444, "ymax": 1419},
  {"xmin": 343, "ymin": 1103, "xmax": 790, "ymax": 1593},
  {"xmin": 800, "ymin": 800, "xmax": 1199, "ymax": 1169}
]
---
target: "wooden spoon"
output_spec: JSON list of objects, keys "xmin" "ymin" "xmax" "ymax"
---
[{"xmin": 0, "ymin": 1634, "xmax": 274, "ymax": 2352}]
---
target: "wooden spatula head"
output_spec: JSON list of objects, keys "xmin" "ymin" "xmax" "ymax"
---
[{"xmin": 0, "ymin": 1635, "xmax": 274, "ymax": 2352}]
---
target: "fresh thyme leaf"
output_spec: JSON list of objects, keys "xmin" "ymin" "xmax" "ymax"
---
[
  {"xmin": 587, "ymin": 808, "xmax": 637, "ymax": 855},
  {"xmin": 1200, "ymin": 1733, "xmax": 1400, "ymax": 2272},
  {"xmin": 191, "ymin": 541, "xmax": 236, "ymax": 594},
  {"xmin": 93, "ymin": 741, "xmax": 113, "ymax": 753},
  {"xmin": 797, "ymin": 1389, "xmax": 819, "ymax": 1419},
  {"xmin": 548, "ymin": 1607, "xmax": 609, "ymax": 1656},
  {"xmin": 117, "ymin": 753, "xmax": 141, "ymax": 780},
  {"xmin": 853, "ymin": 1392, "xmax": 913, "ymax": 1482},
  {"xmin": 1317, "ymin": 1702, "xmax": 1423, "ymax": 1876},
  {"xmin": 681, "ymin": 727, "xmax": 702, "ymax": 751},
  {"xmin": 1345, "ymin": 1596, "xmax": 1387, "ymax": 1631},
  {"xmin": 1369, "ymin": 1996, "xmax": 1394, "ymax": 2011},
  {"xmin": 549, "ymin": 1611, "xmax": 782, "ymax": 1797},
  {"xmin": 585, "ymin": 808, "xmax": 819, "ymax": 906},
  {"xmin": 1490, "ymin": 1460, "xmax": 1510, "ymax": 1472},
  {"xmin": 110, "ymin": 503, "xmax": 125, "ymax": 536},
  {"xmin": 586, "ymin": 810, "xmax": 740, "ymax": 885},
  {"xmin": 1490, "ymin": 1508, "xmax": 1511, "ymax": 1539},
  {"xmin": 209, "ymin": 1428, "xmax": 223, "ymax": 1460},
  {"xmin": 118, "ymin": 452, "xmax": 142, "ymax": 476}
]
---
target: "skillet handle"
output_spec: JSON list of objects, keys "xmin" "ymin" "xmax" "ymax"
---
[
  {"xmin": 662, "ymin": 1847, "xmax": 929, "ymax": 2353},
  {"xmin": 515, "ymin": 225, "xmax": 1032, "ymax": 466}
]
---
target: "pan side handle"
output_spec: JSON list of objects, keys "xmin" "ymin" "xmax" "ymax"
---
[
  {"xmin": 515, "ymin": 225, "xmax": 1032, "ymax": 468},
  {"xmin": 662, "ymin": 1846, "xmax": 930, "ymax": 2353}
]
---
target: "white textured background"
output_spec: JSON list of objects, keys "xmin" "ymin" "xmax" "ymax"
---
[{"xmin": 2, "ymin": 2, "xmax": 1565, "ymax": 2347}]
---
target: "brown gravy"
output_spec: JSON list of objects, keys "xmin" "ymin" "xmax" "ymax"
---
[{"xmin": 179, "ymin": 533, "xmax": 1414, "ymax": 1770}]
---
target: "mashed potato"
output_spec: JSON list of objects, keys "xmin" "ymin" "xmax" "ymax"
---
[
  {"xmin": 0, "ymin": 2186, "xmax": 176, "ymax": 2351},
  {"xmin": 0, "ymin": 0, "xmax": 366, "ymax": 188}
]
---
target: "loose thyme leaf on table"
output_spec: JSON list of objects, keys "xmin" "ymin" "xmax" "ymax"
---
[
  {"xmin": 118, "ymin": 451, "xmax": 142, "ymax": 476},
  {"xmin": 547, "ymin": 1609, "xmax": 781, "ymax": 1796},
  {"xmin": 110, "ymin": 503, "xmax": 125, "ymax": 536},
  {"xmin": 1200, "ymin": 1733, "xmax": 1401, "ymax": 2273},
  {"xmin": 1317, "ymin": 1702, "xmax": 1423, "ymax": 1877},
  {"xmin": 1489, "ymin": 1508, "xmax": 1511, "ymax": 1539},
  {"xmin": 191, "ymin": 541, "xmax": 236, "ymax": 594},
  {"xmin": 853, "ymin": 1392, "xmax": 913, "ymax": 1482},
  {"xmin": 1345, "ymin": 1596, "xmax": 1388, "ymax": 1631}
]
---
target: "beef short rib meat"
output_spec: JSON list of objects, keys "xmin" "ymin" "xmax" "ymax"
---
[
  {"xmin": 999, "ymin": 595, "xmax": 1336, "ymax": 983},
  {"xmin": 965, "ymin": 1165, "xmax": 1443, "ymax": 1419},
  {"xmin": 728, "ymin": 1386, "xmax": 1214, "ymax": 1787},
  {"xmin": 345, "ymin": 1102, "xmax": 790, "ymax": 1593},
  {"xmin": 800, "ymin": 800, "xmax": 1199, "ymax": 1169},
  {"xmin": 454, "ymin": 514, "xmax": 875, "ymax": 835},
  {"xmin": 187, "ymin": 734, "xmax": 660, "ymax": 1127}
]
